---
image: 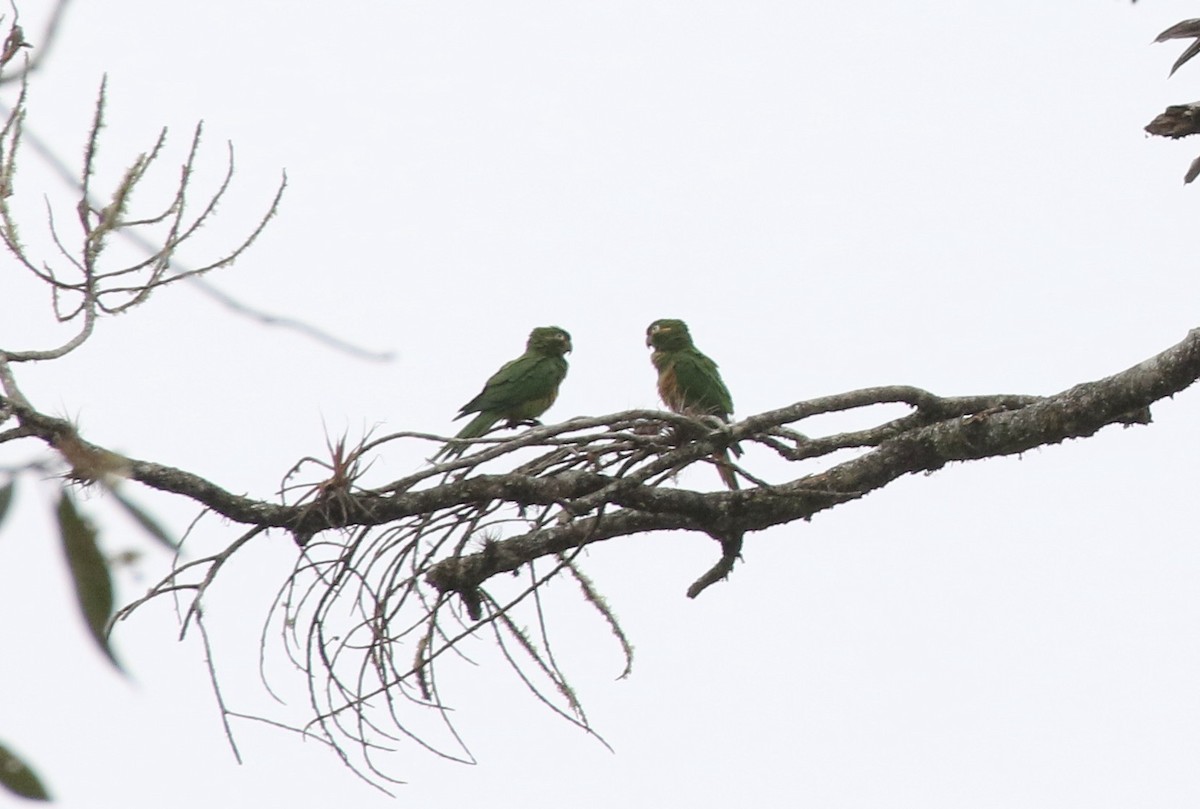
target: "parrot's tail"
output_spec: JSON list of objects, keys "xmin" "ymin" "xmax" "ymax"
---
[
  {"xmin": 433, "ymin": 412, "xmax": 500, "ymax": 462},
  {"xmin": 714, "ymin": 448, "xmax": 740, "ymax": 490}
]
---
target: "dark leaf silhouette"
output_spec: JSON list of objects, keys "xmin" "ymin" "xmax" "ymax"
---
[
  {"xmin": 1155, "ymin": 19, "xmax": 1200, "ymax": 76},
  {"xmin": 56, "ymin": 490, "xmax": 122, "ymax": 672},
  {"xmin": 0, "ymin": 742, "xmax": 50, "ymax": 801},
  {"xmin": 0, "ymin": 480, "xmax": 13, "ymax": 531},
  {"xmin": 110, "ymin": 488, "xmax": 176, "ymax": 550}
]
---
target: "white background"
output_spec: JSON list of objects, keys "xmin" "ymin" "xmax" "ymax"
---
[{"xmin": 2, "ymin": 1, "xmax": 1200, "ymax": 806}]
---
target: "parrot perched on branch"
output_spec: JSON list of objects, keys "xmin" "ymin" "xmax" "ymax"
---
[
  {"xmin": 434, "ymin": 326, "xmax": 572, "ymax": 461},
  {"xmin": 646, "ymin": 318, "xmax": 741, "ymax": 489}
]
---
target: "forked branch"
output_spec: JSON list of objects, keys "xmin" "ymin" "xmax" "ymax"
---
[{"xmin": 3, "ymin": 326, "xmax": 1193, "ymax": 788}]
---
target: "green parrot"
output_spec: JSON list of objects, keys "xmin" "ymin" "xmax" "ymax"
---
[
  {"xmin": 646, "ymin": 318, "xmax": 740, "ymax": 489},
  {"xmin": 435, "ymin": 326, "xmax": 572, "ymax": 460}
]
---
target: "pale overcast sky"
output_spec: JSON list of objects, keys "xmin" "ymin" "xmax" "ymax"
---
[{"xmin": 4, "ymin": 1, "xmax": 1200, "ymax": 806}]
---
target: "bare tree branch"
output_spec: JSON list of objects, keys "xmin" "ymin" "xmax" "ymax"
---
[
  {"xmin": 0, "ymin": 78, "xmax": 287, "ymax": 364},
  {"xmin": 0, "ymin": 92, "xmax": 392, "ymax": 361},
  {"xmin": 4, "ymin": 320, "xmax": 1195, "ymax": 785},
  {"xmin": 0, "ymin": 0, "xmax": 69, "ymax": 84}
]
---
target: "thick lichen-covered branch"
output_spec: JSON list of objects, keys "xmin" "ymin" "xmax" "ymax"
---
[{"xmin": 5, "ymin": 328, "xmax": 1195, "ymax": 583}]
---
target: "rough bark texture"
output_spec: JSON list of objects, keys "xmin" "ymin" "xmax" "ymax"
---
[{"xmin": 5, "ymin": 328, "xmax": 1199, "ymax": 600}]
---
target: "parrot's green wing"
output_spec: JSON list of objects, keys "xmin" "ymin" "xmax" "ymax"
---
[
  {"xmin": 646, "ymin": 319, "xmax": 739, "ymax": 489},
  {"xmin": 664, "ymin": 349, "xmax": 740, "ymax": 488},
  {"xmin": 457, "ymin": 352, "xmax": 568, "ymax": 425},
  {"xmin": 664, "ymin": 348, "xmax": 733, "ymax": 419},
  {"xmin": 434, "ymin": 326, "xmax": 571, "ymax": 462}
]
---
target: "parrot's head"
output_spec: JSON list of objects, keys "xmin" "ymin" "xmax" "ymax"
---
[
  {"xmin": 646, "ymin": 319, "xmax": 694, "ymax": 351},
  {"xmin": 527, "ymin": 326, "xmax": 572, "ymax": 356}
]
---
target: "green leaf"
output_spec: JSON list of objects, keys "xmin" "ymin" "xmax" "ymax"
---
[
  {"xmin": 110, "ymin": 488, "xmax": 177, "ymax": 550},
  {"xmin": 0, "ymin": 741, "xmax": 50, "ymax": 801},
  {"xmin": 0, "ymin": 480, "xmax": 14, "ymax": 532},
  {"xmin": 56, "ymin": 490, "xmax": 123, "ymax": 672}
]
